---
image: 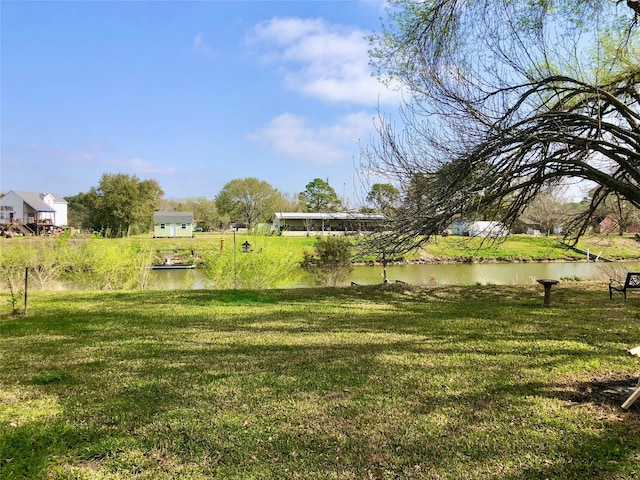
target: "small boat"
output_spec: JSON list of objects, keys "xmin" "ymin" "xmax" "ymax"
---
[{"xmin": 151, "ymin": 263, "xmax": 196, "ymax": 270}]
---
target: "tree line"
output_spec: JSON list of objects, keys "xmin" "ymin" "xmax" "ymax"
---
[
  {"xmin": 63, "ymin": 168, "xmax": 637, "ymax": 241},
  {"xmin": 65, "ymin": 173, "xmax": 396, "ymax": 237}
]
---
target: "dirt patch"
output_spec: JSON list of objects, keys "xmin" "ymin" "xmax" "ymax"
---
[{"xmin": 565, "ymin": 374, "xmax": 640, "ymax": 410}]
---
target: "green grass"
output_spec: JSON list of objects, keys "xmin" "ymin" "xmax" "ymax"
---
[
  {"xmin": 181, "ymin": 233, "xmax": 640, "ymax": 263},
  {"xmin": 575, "ymin": 235, "xmax": 640, "ymax": 261},
  {"xmin": 425, "ymin": 235, "xmax": 612, "ymax": 262},
  {"xmin": 2, "ymin": 285, "xmax": 640, "ymax": 479},
  {"xmin": 4, "ymin": 233, "xmax": 639, "ymax": 269}
]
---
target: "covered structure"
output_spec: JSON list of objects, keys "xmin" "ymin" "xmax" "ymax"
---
[{"xmin": 272, "ymin": 212, "xmax": 388, "ymax": 236}]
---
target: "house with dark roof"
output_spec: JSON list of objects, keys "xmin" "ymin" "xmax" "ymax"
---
[
  {"xmin": 153, "ymin": 212, "xmax": 194, "ymax": 238},
  {"xmin": 0, "ymin": 191, "xmax": 68, "ymax": 235}
]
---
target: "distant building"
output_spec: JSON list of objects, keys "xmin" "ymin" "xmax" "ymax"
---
[
  {"xmin": 448, "ymin": 219, "xmax": 508, "ymax": 238},
  {"xmin": 153, "ymin": 212, "xmax": 194, "ymax": 238},
  {"xmin": 598, "ymin": 216, "xmax": 640, "ymax": 234},
  {"xmin": 271, "ymin": 212, "xmax": 388, "ymax": 236},
  {"xmin": 0, "ymin": 191, "xmax": 68, "ymax": 235}
]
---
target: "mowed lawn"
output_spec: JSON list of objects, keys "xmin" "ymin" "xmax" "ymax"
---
[{"xmin": 1, "ymin": 284, "xmax": 640, "ymax": 479}]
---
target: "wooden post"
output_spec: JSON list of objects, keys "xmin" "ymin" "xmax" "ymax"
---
[
  {"xmin": 24, "ymin": 267, "xmax": 29, "ymax": 315},
  {"xmin": 381, "ymin": 253, "xmax": 388, "ymax": 285},
  {"xmin": 622, "ymin": 346, "xmax": 640, "ymax": 409},
  {"xmin": 622, "ymin": 385, "xmax": 640, "ymax": 409},
  {"xmin": 233, "ymin": 229, "xmax": 237, "ymax": 290}
]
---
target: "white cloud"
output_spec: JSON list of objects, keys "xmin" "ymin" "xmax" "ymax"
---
[
  {"xmin": 247, "ymin": 17, "xmax": 400, "ymax": 106},
  {"xmin": 248, "ymin": 112, "xmax": 373, "ymax": 164},
  {"xmin": 193, "ymin": 32, "xmax": 214, "ymax": 57},
  {"xmin": 127, "ymin": 158, "xmax": 176, "ymax": 175},
  {"xmin": 13, "ymin": 143, "xmax": 176, "ymax": 175}
]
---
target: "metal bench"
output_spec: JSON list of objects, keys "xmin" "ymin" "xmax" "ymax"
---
[{"xmin": 609, "ymin": 272, "xmax": 640, "ymax": 301}]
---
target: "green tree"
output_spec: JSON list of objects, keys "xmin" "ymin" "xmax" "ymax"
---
[
  {"xmin": 302, "ymin": 178, "xmax": 342, "ymax": 213},
  {"xmin": 176, "ymin": 197, "xmax": 223, "ymax": 231},
  {"xmin": 65, "ymin": 191, "xmax": 95, "ymax": 230},
  {"xmin": 301, "ymin": 236, "xmax": 353, "ymax": 287},
  {"xmin": 215, "ymin": 178, "xmax": 285, "ymax": 230},
  {"xmin": 75, "ymin": 174, "xmax": 164, "ymax": 237},
  {"xmin": 0, "ymin": 237, "xmax": 77, "ymax": 303},
  {"xmin": 66, "ymin": 238, "xmax": 155, "ymax": 290},
  {"xmin": 0, "ymin": 242, "xmax": 32, "ymax": 314},
  {"xmin": 27, "ymin": 237, "xmax": 73, "ymax": 289},
  {"xmin": 363, "ymin": 0, "xmax": 640, "ymax": 249},
  {"xmin": 366, "ymin": 183, "xmax": 399, "ymax": 215}
]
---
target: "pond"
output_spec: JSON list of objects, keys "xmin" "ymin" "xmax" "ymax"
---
[{"xmin": 149, "ymin": 261, "xmax": 640, "ymax": 290}]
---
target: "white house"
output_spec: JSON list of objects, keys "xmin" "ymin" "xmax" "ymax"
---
[
  {"xmin": 449, "ymin": 219, "xmax": 508, "ymax": 238},
  {"xmin": 0, "ymin": 191, "xmax": 68, "ymax": 234}
]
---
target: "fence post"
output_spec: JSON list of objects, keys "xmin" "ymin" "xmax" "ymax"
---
[{"xmin": 24, "ymin": 266, "xmax": 28, "ymax": 315}]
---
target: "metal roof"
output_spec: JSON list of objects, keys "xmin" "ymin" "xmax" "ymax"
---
[
  {"xmin": 153, "ymin": 211, "xmax": 194, "ymax": 223},
  {"xmin": 273, "ymin": 212, "xmax": 387, "ymax": 221},
  {"xmin": 11, "ymin": 191, "xmax": 65, "ymax": 212}
]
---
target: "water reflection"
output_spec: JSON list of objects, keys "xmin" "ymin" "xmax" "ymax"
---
[
  {"xmin": 150, "ymin": 268, "xmax": 207, "ymax": 290},
  {"xmin": 149, "ymin": 261, "xmax": 640, "ymax": 290},
  {"xmin": 350, "ymin": 262, "xmax": 636, "ymax": 286}
]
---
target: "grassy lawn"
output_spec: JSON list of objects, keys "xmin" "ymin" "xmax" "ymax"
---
[
  {"xmin": 193, "ymin": 233, "xmax": 640, "ymax": 263},
  {"xmin": 1, "ymin": 284, "xmax": 640, "ymax": 479},
  {"xmin": 420, "ymin": 234, "xmax": 640, "ymax": 262},
  {"xmin": 575, "ymin": 235, "xmax": 640, "ymax": 261},
  {"xmin": 419, "ymin": 235, "xmax": 583, "ymax": 262}
]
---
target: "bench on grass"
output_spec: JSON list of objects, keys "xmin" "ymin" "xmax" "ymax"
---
[{"xmin": 609, "ymin": 272, "xmax": 640, "ymax": 301}]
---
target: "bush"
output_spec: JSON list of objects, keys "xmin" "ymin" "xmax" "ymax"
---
[
  {"xmin": 64, "ymin": 238, "xmax": 155, "ymax": 290},
  {"xmin": 301, "ymin": 236, "xmax": 353, "ymax": 286},
  {"xmin": 0, "ymin": 242, "xmax": 31, "ymax": 314}
]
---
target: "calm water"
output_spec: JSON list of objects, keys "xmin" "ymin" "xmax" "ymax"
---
[{"xmin": 149, "ymin": 261, "xmax": 640, "ymax": 290}]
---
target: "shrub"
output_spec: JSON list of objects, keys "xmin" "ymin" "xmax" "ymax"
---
[
  {"xmin": 301, "ymin": 236, "xmax": 353, "ymax": 287},
  {"xmin": 0, "ymin": 242, "xmax": 31, "ymax": 314},
  {"xmin": 65, "ymin": 238, "xmax": 155, "ymax": 290}
]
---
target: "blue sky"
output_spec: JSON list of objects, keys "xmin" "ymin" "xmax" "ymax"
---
[{"xmin": 1, "ymin": 0, "xmax": 402, "ymax": 207}]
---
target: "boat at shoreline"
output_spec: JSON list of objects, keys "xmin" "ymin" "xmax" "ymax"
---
[{"xmin": 151, "ymin": 264, "xmax": 196, "ymax": 270}]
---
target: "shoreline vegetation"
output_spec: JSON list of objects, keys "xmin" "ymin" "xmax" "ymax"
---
[
  {"xmin": 6, "ymin": 232, "xmax": 640, "ymax": 263},
  {"xmin": 1, "ymin": 233, "xmax": 639, "ymax": 294},
  {"xmin": 1, "ymin": 284, "xmax": 640, "ymax": 478}
]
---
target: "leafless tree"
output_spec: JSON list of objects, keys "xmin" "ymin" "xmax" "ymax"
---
[
  {"xmin": 598, "ymin": 193, "xmax": 640, "ymax": 234},
  {"xmin": 361, "ymin": 0, "xmax": 640, "ymax": 251},
  {"xmin": 522, "ymin": 189, "xmax": 572, "ymax": 236}
]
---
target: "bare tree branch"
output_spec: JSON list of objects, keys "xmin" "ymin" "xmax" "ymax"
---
[{"xmin": 362, "ymin": 0, "xmax": 640, "ymax": 250}]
